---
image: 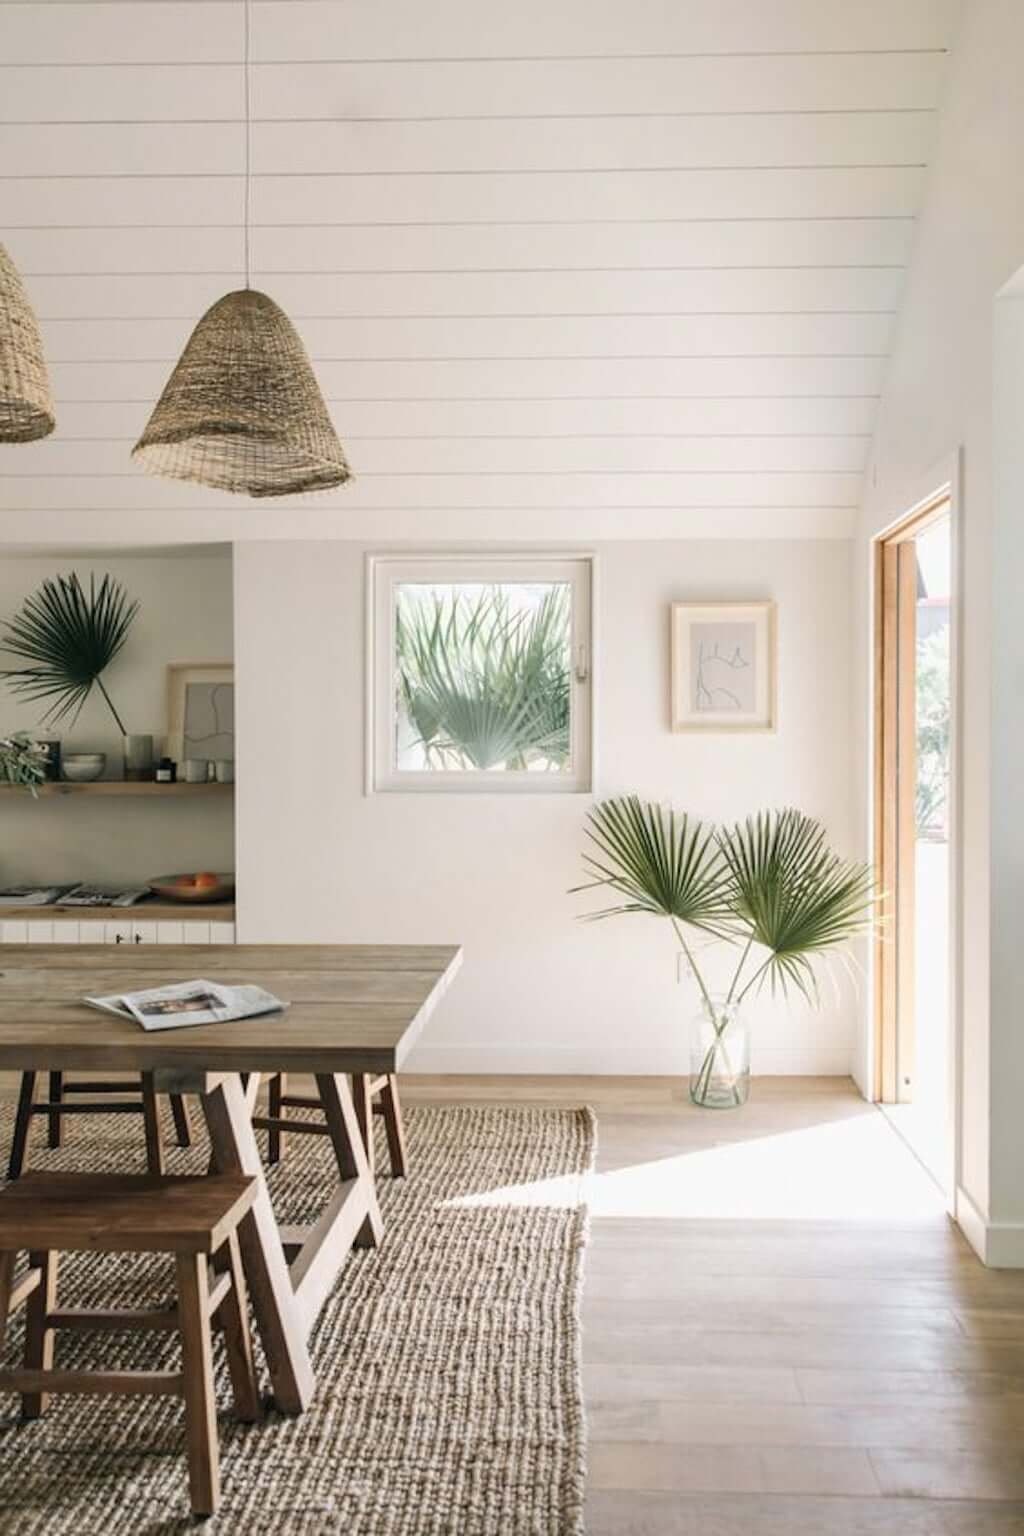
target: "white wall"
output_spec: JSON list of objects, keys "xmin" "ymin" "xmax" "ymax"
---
[
  {"xmin": 855, "ymin": 0, "xmax": 1024, "ymax": 1260},
  {"xmin": 990, "ymin": 284, "xmax": 1024, "ymax": 1245},
  {"xmin": 0, "ymin": 548, "xmax": 234, "ymax": 886},
  {"xmin": 235, "ymin": 538, "xmax": 856, "ymax": 1076}
]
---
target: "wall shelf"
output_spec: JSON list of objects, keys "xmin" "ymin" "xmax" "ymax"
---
[
  {"xmin": 0, "ymin": 900, "xmax": 236, "ymax": 921},
  {"xmin": 0, "ymin": 781, "xmax": 234, "ymax": 798}
]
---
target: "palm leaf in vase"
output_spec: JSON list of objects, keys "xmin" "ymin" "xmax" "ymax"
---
[
  {"xmin": 0, "ymin": 571, "xmax": 138, "ymax": 733},
  {"xmin": 572, "ymin": 796, "xmax": 878, "ymax": 1108},
  {"xmin": 573, "ymin": 794, "xmax": 734, "ymax": 936},
  {"xmin": 716, "ymin": 808, "xmax": 879, "ymax": 1005}
]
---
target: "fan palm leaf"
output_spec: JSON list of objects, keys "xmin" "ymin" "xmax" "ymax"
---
[
  {"xmin": 573, "ymin": 795, "xmax": 733, "ymax": 933},
  {"xmin": 716, "ymin": 808, "xmax": 878, "ymax": 1004},
  {"xmin": 0, "ymin": 572, "xmax": 138, "ymax": 732}
]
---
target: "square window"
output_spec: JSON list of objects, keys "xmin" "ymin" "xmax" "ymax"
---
[{"xmin": 369, "ymin": 556, "xmax": 592, "ymax": 793}]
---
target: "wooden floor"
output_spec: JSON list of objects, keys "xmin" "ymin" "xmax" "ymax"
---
[
  {"xmin": 6, "ymin": 1072, "xmax": 1024, "ymax": 1533},
  {"xmin": 402, "ymin": 1075, "xmax": 1024, "ymax": 1536}
]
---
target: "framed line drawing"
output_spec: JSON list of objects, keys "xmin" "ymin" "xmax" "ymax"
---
[
  {"xmin": 166, "ymin": 663, "xmax": 235, "ymax": 763},
  {"xmin": 670, "ymin": 602, "xmax": 776, "ymax": 732}
]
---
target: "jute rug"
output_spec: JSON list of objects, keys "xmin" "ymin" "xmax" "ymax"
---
[{"xmin": 0, "ymin": 1101, "xmax": 594, "ymax": 1535}]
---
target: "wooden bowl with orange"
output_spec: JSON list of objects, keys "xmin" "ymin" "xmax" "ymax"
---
[{"xmin": 147, "ymin": 872, "xmax": 236, "ymax": 904}]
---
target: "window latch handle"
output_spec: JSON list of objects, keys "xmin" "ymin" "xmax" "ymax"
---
[{"xmin": 575, "ymin": 644, "xmax": 589, "ymax": 683}]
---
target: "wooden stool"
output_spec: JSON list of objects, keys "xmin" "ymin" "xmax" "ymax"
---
[
  {"xmin": 7, "ymin": 1071, "xmax": 195, "ymax": 1180},
  {"xmin": 0, "ymin": 1171, "xmax": 261, "ymax": 1519},
  {"xmin": 257, "ymin": 1072, "xmax": 408, "ymax": 1178}
]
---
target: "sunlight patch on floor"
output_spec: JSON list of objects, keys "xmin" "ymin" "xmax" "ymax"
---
[
  {"xmin": 586, "ymin": 1109, "xmax": 945, "ymax": 1222},
  {"xmin": 442, "ymin": 1170, "xmax": 589, "ymax": 1210},
  {"xmin": 441, "ymin": 1108, "xmax": 944, "ymax": 1222}
]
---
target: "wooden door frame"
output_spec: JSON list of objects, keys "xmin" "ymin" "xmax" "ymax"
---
[
  {"xmin": 871, "ymin": 466, "xmax": 961, "ymax": 1199},
  {"xmin": 875, "ymin": 533, "xmax": 923, "ymax": 1103}
]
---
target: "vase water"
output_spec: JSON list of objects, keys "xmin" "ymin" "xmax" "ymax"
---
[{"xmin": 689, "ymin": 995, "xmax": 750, "ymax": 1109}]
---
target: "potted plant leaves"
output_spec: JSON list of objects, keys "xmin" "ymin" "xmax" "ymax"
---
[
  {"xmin": 0, "ymin": 732, "xmax": 48, "ymax": 795},
  {"xmin": 573, "ymin": 796, "xmax": 878, "ymax": 1108}
]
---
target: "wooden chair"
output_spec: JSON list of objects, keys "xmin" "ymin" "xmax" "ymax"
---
[
  {"xmin": 7, "ymin": 1070, "xmax": 196, "ymax": 1180},
  {"xmin": 257, "ymin": 1072, "xmax": 408, "ymax": 1177},
  {"xmin": 0, "ymin": 1171, "xmax": 261, "ymax": 1519}
]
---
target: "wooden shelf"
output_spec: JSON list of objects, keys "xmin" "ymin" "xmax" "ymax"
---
[
  {"xmin": 0, "ymin": 900, "xmax": 236, "ymax": 921},
  {"xmin": 0, "ymin": 781, "xmax": 233, "ymax": 798}
]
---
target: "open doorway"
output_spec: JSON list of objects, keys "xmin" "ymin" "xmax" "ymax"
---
[{"xmin": 874, "ymin": 497, "xmax": 954, "ymax": 1193}]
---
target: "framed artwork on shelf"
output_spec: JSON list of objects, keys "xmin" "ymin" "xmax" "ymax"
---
[
  {"xmin": 670, "ymin": 602, "xmax": 776, "ymax": 733},
  {"xmin": 166, "ymin": 663, "xmax": 235, "ymax": 763}
]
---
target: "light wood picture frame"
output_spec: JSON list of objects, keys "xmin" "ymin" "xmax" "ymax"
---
[
  {"xmin": 166, "ymin": 663, "xmax": 234, "ymax": 763},
  {"xmin": 670, "ymin": 601, "xmax": 776, "ymax": 732}
]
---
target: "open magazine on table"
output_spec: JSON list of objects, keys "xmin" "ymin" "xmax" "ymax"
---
[{"xmin": 85, "ymin": 978, "xmax": 287, "ymax": 1032}]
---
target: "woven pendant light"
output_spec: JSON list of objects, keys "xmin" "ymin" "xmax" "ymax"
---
[
  {"xmin": 131, "ymin": 0, "xmax": 350, "ymax": 498},
  {"xmin": 0, "ymin": 243, "xmax": 55, "ymax": 443},
  {"xmin": 132, "ymin": 288, "xmax": 350, "ymax": 496}
]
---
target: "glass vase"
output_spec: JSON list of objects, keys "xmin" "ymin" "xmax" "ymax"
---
[
  {"xmin": 122, "ymin": 733, "xmax": 154, "ymax": 781},
  {"xmin": 689, "ymin": 996, "xmax": 750, "ymax": 1109}
]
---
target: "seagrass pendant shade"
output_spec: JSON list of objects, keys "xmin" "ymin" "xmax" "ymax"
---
[
  {"xmin": 0, "ymin": 242, "xmax": 55, "ymax": 443},
  {"xmin": 132, "ymin": 288, "xmax": 351, "ymax": 498}
]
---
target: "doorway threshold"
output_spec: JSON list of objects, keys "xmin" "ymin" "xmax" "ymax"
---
[{"xmin": 878, "ymin": 1102, "xmax": 949, "ymax": 1203}]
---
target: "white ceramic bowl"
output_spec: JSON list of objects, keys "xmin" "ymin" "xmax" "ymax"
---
[{"xmin": 61, "ymin": 753, "xmax": 106, "ymax": 783}]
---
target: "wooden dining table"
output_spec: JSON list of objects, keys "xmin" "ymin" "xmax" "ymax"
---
[{"xmin": 0, "ymin": 942, "xmax": 462, "ymax": 1413}]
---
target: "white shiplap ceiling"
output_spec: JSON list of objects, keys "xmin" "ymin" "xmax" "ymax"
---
[{"xmin": 0, "ymin": 0, "xmax": 959, "ymax": 541}]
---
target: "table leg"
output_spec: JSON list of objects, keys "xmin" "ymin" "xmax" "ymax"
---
[
  {"xmin": 315, "ymin": 1073, "xmax": 383, "ymax": 1251},
  {"xmin": 351, "ymin": 1072, "xmax": 375, "ymax": 1177},
  {"xmin": 200, "ymin": 1074, "xmax": 314, "ymax": 1415},
  {"xmin": 379, "ymin": 1075, "xmax": 409, "ymax": 1179},
  {"xmin": 283, "ymin": 1074, "xmax": 384, "ymax": 1338}
]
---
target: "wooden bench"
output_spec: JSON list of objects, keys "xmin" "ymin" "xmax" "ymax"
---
[
  {"xmin": 258, "ymin": 1071, "xmax": 408, "ymax": 1177},
  {"xmin": 7, "ymin": 1069, "xmax": 195, "ymax": 1179},
  {"xmin": 0, "ymin": 1171, "xmax": 261, "ymax": 1519}
]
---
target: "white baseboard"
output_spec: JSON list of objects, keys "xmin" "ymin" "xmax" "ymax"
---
[
  {"xmin": 955, "ymin": 1186, "xmax": 1024, "ymax": 1268},
  {"xmin": 403, "ymin": 1043, "xmax": 852, "ymax": 1077}
]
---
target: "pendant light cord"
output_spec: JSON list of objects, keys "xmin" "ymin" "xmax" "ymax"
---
[{"xmin": 243, "ymin": 0, "xmax": 252, "ymax": 289}]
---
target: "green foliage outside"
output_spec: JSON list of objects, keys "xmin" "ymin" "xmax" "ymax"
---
[
  {"xmin": 916, "ymin": 622, "xmax": 950, "ymax": 837},
  {"xmin": 395, "ymin": 586, "xmax": 571, "ymax": 772}
]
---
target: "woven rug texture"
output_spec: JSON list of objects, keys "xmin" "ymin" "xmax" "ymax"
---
[{"xmin": 0, "ymin": 1100, "xmax": 594, "ymax": 1536}]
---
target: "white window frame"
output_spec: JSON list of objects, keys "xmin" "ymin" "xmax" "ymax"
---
[{"xmin": 367, "ymin": 553, "xmax": 594, "ymax": 795}]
